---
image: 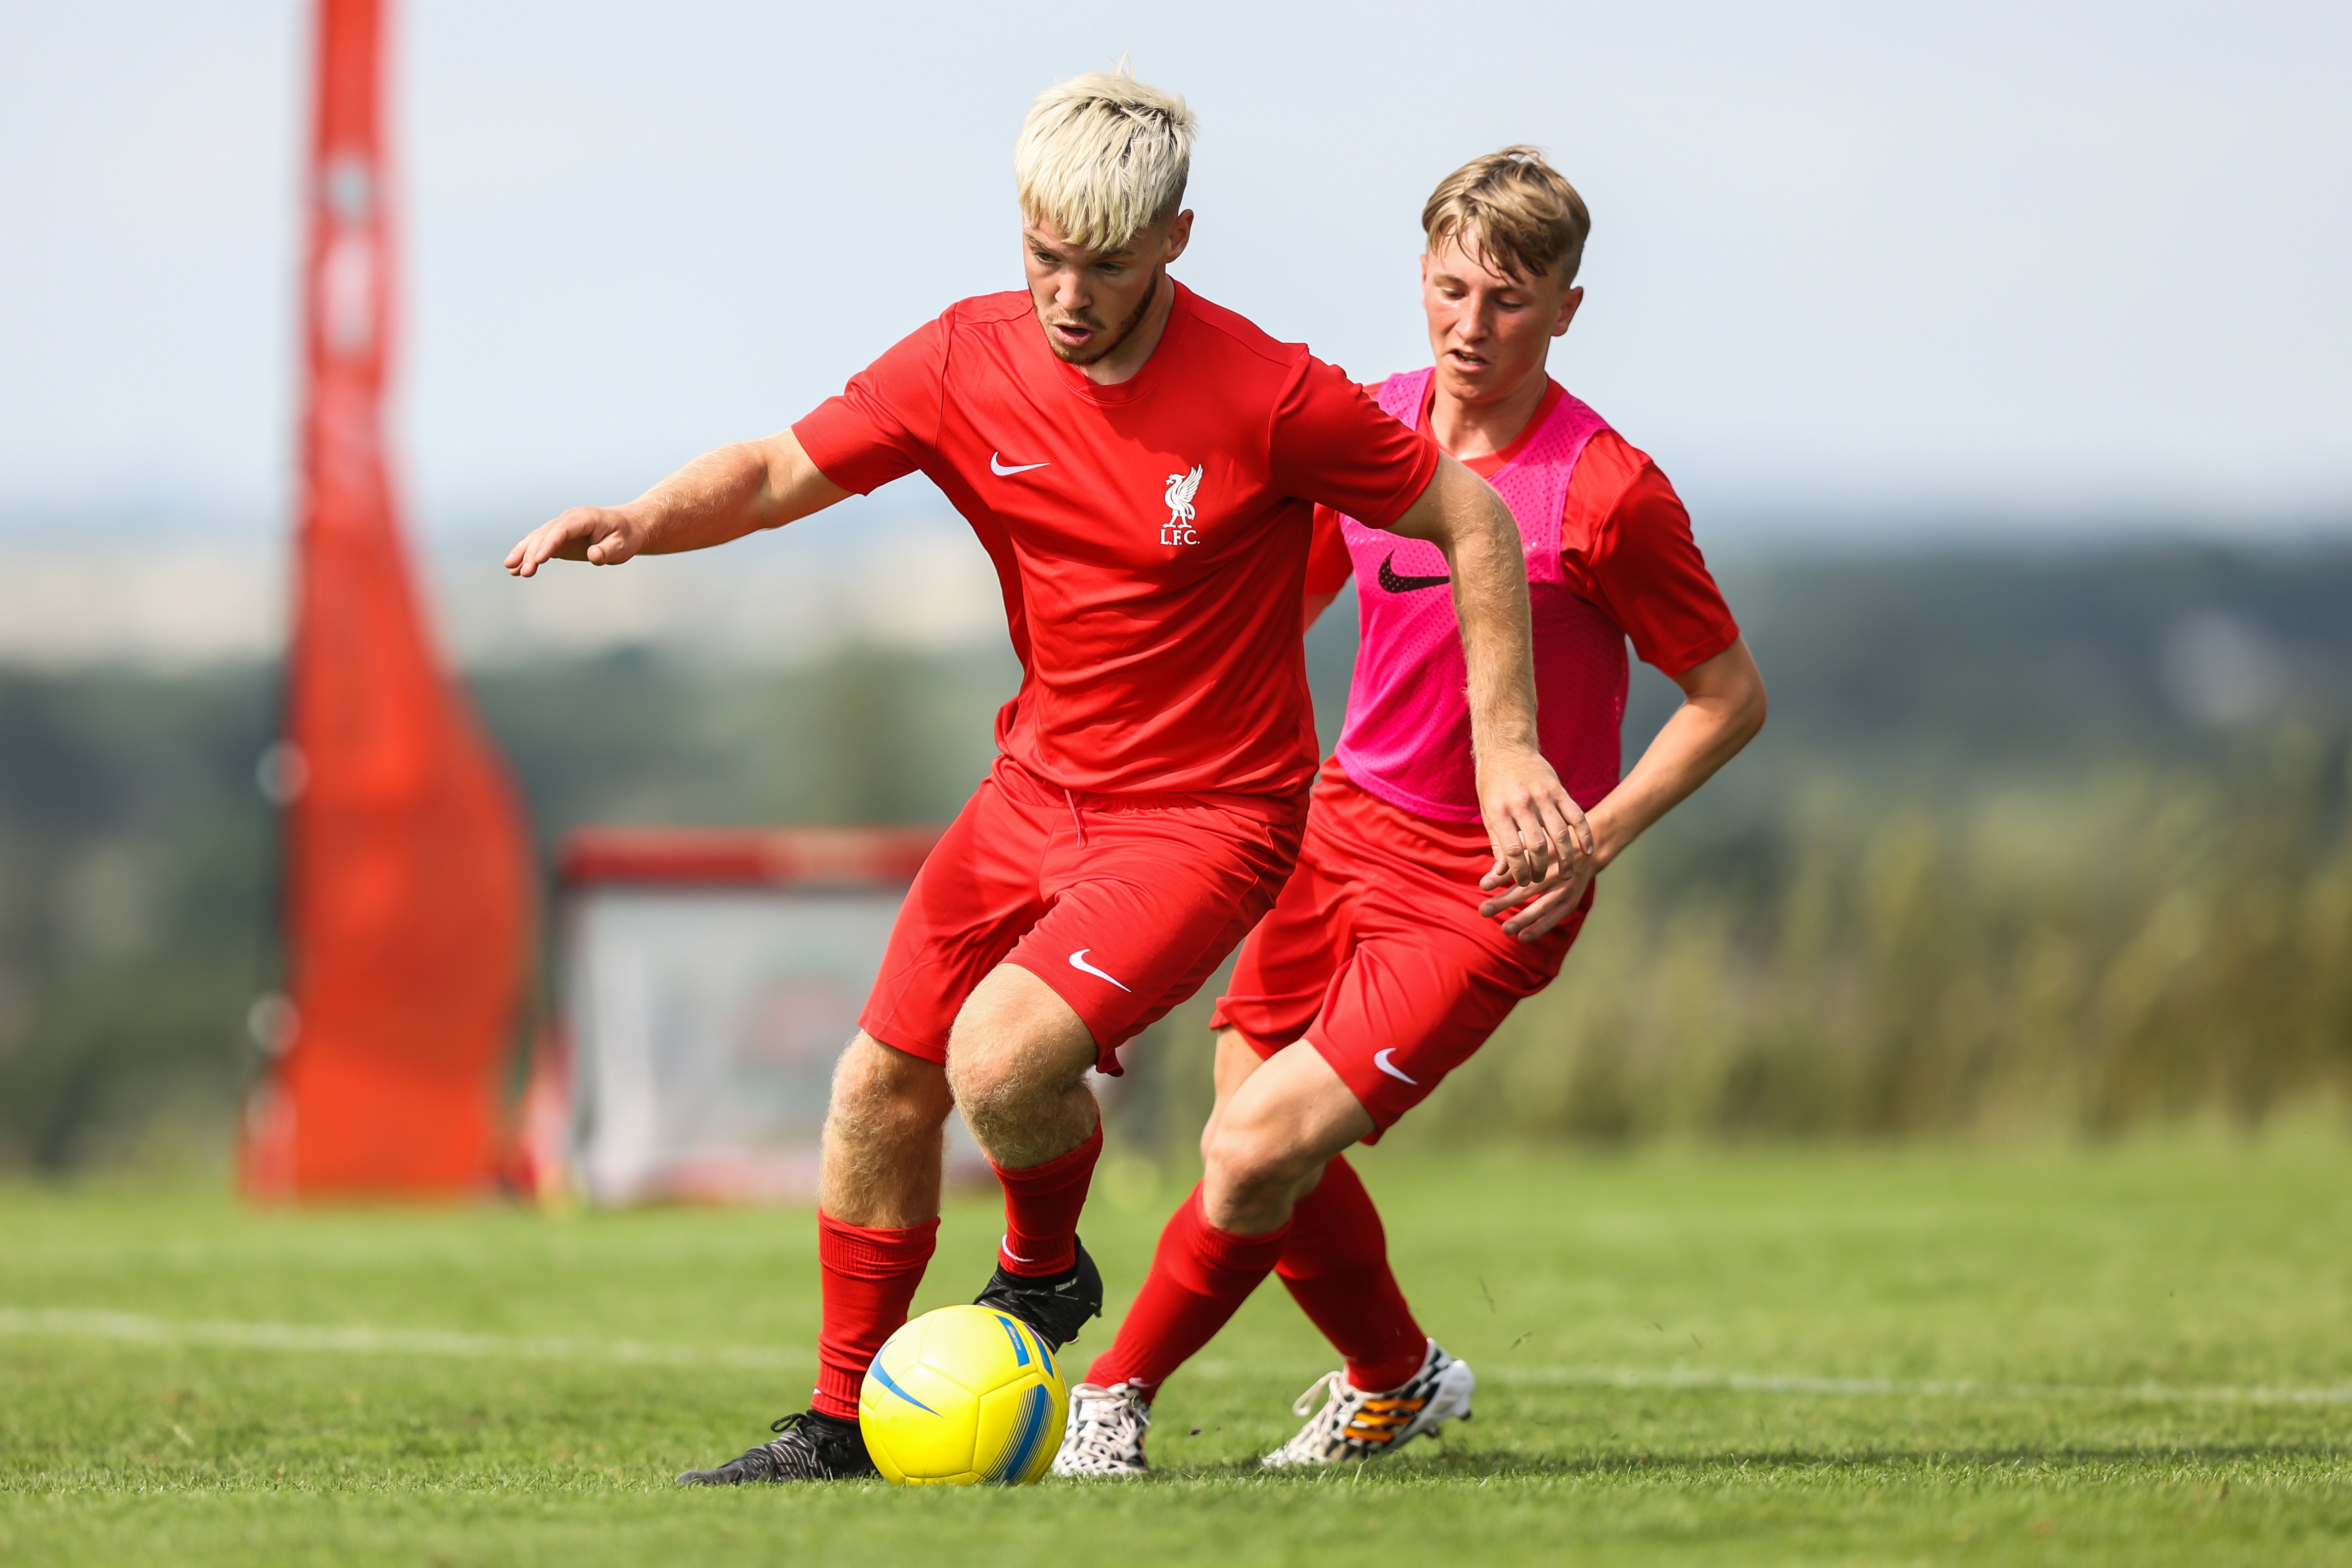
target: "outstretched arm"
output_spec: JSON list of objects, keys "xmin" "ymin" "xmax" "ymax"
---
[
  {"xmin": 504, "ymin": 429, "xmax": 852, "ymax": 577},
  {"xmin": 1385, "ymin": 454, "xmax": 1596, "ymax": 898},
  {"xmin": 1480, "ymin": 637, "xmax": 1766, "ymax": 933}
]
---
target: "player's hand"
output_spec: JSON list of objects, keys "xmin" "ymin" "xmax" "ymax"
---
[
  {"xmin": 1478, "ymin": 856, "xmax": 1595, "ymax": 939},
  {"xmin": 1473, "ymin": 747, "xmax": 1594, "ymax": 902},
  {"xmin": 504, "ymin": 506, "xmax": 646, "ymax": 577}
]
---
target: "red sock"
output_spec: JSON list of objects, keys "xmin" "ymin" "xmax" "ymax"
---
[
  {"xmin": 812, "ymin": 1211, "xmax": 938, "ymax": 1421},
  {"xmin": 1084, "ymin": 1185, "xmax": 1291, "ymax": 1397},
  {"xmin": 1276, "ymin": 1155, "xmax": 1427, "ymax": 1393},
  {"xmin": 992, "ymin": 1121, "xmax": 1103, "ymax": 1276}
]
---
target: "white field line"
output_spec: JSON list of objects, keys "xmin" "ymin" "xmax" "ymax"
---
[
  {"xmin": 1190, "ymin": 1357, "xmax": 2352, "ymax": 1409},
  {"xmin": 0, "ymin": 1308, "xmax": 793, "ymax": 1372},
  {"xmin": 6, "ymin": 1308, "xmax": 2349, "ymax": 1408},
  {"xmin": 1472, "ymin": 1363, "xmax": 2352, "ymax": 1408}
]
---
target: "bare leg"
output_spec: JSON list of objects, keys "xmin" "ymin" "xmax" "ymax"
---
[
  {"xmin": 818, "ymin": 1030, "xmax": 955, "ymax": 1227},
  {"xmin": 1199, "ymin": 1027, "xmax": 1270, "ymax": 1161},
  {"xmin": 1199, "ymin": 1036, "xmax": 1374, "ymax": 1235},
  {"xmin": 946, "ymin": 963, "xmax": 1101, "ymax": 1168}
]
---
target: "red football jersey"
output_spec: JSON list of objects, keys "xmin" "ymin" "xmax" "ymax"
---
[{"xmin": 795, "ymin": 283, "xmax": 1439, "ymax": 798}]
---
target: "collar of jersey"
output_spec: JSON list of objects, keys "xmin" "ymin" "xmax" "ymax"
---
[
  {"xmin": 1042, "ymin": 278, "xmax": 1194, "ymax": 405},
  {"xmin": 1417, "ymin": 372, "xmax": 1567, "ymax": 480}
]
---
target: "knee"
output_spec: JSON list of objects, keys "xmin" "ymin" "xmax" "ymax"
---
[
  {"xmin": 944, "ymin": 1035, "xmax": 1029, "ymax": 1126},
  {"xmin": 1202, "ymin": 1117, "xmax": 1315, "ymax": 1211},
  {"xmin": 944, "ymin": 970, "xmax": 1094, "ymax": 1120},
  {"xmin": 828, "ymin": 1032, "xmax": 952, "ymax": 1139}
]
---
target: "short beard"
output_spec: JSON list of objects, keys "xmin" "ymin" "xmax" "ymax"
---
[{"xmin": 1047, "ymin": 269, "xmax": 1161, "ymax": 367}]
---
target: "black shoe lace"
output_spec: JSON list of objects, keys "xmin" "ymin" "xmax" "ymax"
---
[{"xmin": 755, "ymin": 1412, "xmax": 856, "ymax": 1480}]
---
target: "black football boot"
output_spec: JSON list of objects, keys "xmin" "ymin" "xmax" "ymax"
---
[
  {"xmin": 973, "ymin": 1234, "xmax": 1105, "ymax": 1351},
  {"xmin": 674, "ymin": 1410, "xmax": 878, "ymax": 1484}
]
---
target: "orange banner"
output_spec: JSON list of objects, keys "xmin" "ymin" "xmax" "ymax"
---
[{"xmin": 242, "ymin": 0, "xmax": 533, "ymax": 1199}]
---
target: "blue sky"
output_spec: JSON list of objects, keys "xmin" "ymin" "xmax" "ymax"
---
[{"xmin": 4, "ymin": 1, "xmax": 2348, "ymax": 545}]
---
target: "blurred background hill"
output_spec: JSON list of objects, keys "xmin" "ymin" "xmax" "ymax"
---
[{"xmin": 5, "ymin": 529, "xmax": 2348, "ymax": 1172}]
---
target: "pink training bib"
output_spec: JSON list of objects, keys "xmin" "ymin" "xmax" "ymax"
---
[{"xmin": 1332, "ymin": 369, "xmax": 1628, "ymax": 823}]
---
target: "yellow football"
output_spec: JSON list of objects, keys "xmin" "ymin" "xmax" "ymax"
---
[{"xmin": 858, "ymin": 1304, "xmax": 1067, "ymax": 1485}]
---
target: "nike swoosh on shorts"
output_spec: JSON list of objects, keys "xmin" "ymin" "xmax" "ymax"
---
[
  {"xmin": 991, "ymin": 452, "xmax": 1050, "ymax": 476},
  {"xmin": 1377, "ymin": 553, "xmax": 1451, "ymax": 593},
  {"xmin": 1068, "ymin": 949, "xmax": 1130, "ymax": 992},
  {"xmin": 1373, "ymin": 1048, "xmax": 1419, "ymax": 1085}
]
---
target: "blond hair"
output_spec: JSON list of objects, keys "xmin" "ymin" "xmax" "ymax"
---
[
  {"xmin": 1015, "ymin": 62, "xmax": 1195, "ymax": 251},
  {"xmin": 1422, "ymin": 146, "xmax": 1591, "ymax": 285}
]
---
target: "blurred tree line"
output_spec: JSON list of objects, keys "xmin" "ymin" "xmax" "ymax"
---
[
  {"xmin": 1, "ymin": 541, "xmax": 2348, "ymax": 1173},
  {"xmin": 1410, "ymin": 740, "xmax": 2352, "ymax": 1145}
]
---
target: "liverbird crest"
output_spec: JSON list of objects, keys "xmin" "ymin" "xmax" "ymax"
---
[{"xmin": 1164, "ymin": 465, "xmax": 1202, "ymax": 527}]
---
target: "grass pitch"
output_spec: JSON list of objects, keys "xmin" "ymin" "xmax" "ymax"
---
[{"xmin": 3, "ymin": 1139, "xmax": 2350, "ymax": 1566}]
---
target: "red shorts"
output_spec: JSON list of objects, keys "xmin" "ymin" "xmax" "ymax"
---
[
  {"xmin": 862, "ymin": 756, "xmax": 1308, "ymax": 1074},
  {"xmin": 1211, "ymin": 756, "xmax": 1594, "ymax": 1134}
]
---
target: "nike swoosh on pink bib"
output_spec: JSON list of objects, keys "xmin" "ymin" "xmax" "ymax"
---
[{"xmin": 1377, "ymin": 553, "xmax": 1450, "ymax": 593}]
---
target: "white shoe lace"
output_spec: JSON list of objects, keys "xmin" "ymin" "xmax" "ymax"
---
[
  {"xmin": 1054, "ymin": 1383, "xmax": 1150, "ymax": 1476},
  {"xmin": 1261, "ymin": 1370, "xmax": 1362, "ymax": 1465},
  {"xmin": 1291, "ymin": 1369, "xmax": 1350, "ymax": 1420}
]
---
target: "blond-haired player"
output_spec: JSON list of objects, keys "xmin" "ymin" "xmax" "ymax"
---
[
  {"xmin": 508, "ymin": 80, "xmax": 1592, "ymax": 1482},
  {"xmin": 1056, "ymin": 147, "xmax": 1765, "ymax": 1475}
]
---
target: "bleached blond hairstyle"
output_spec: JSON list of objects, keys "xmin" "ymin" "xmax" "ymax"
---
[{"xmin": 1015, "ymin": 63, "xmax": 1195, "ymax": 251}]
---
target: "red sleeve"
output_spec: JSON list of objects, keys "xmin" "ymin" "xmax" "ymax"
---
[
  {"xmin": 1267, "ymin": 356, "xmax": 1440, "ymax": 528},
  {"xmin": 1570, "ymin": 436, "xmax": 1740, "ymax": 677},
  {"xmin": 790, "ymin": 314, "xmax": 949, "ymax": 495},
  {"xmin": 1304, "ymin": 504, "xmax": 1353, "ymax": 599}
]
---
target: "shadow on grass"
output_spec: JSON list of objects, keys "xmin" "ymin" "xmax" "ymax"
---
[{"xmin": 1128, "ymin": 1439, "xmax": 2352, "ymax": 1486}]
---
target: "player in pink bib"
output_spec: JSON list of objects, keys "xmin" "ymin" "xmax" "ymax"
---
[
  {"xmin": 1335, "ymin": 367, "xmax": 1627, "ymax": 819},
  {"xmin": 1056, "ymin": 147, "xmax": 1768, "ymax": 1476}
]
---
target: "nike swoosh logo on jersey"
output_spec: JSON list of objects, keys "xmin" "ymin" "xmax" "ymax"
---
[
  {"xmin": 1377, "ymin": 553, "xmax": 1451, "ymax": 593},
  {"xmin": 990, "ymin": 452, "xmax": 1050, "ymax": 476},
  {"xmin": 1068, "ymin": 949, "xmax": 1130, "ymax": 992},
  {"xmin": 1373, "ymin": 1048, "xmax": 1419, "ymax": 1085}
]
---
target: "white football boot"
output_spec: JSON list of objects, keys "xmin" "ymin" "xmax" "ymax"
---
[
  {"xmin": 1051, "ymin": 1381, "xmax": 1152, "ymax": 1477},
  {"xmin": 1259, "ymin": 1339, "xmax": 1474, "ymax": 1468}
]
